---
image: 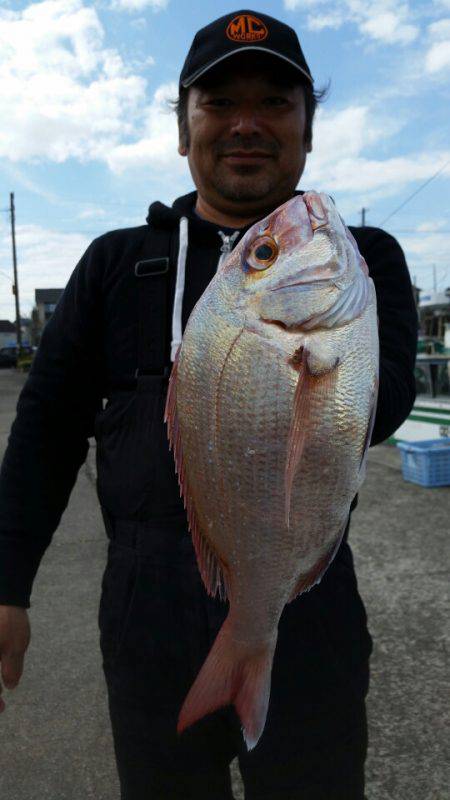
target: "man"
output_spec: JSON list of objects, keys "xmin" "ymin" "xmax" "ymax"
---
[{"xmin": 0, "ymin": 9, "xmax": 417, "ymax": 800}]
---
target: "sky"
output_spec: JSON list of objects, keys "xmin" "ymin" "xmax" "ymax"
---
[{"xmin": 0, "ymin": 0, "xmax": 449, "ymax": 323}]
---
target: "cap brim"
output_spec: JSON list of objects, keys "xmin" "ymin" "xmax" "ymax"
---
[{"xmin": 181, "ymin": 46, "xmax": 313, "ymax": 87}]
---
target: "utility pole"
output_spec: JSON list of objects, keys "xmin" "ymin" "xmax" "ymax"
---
[
  {"xmin": 433, "ymin": 264, "xmax": 437, "ymax": 293},
  {"xmin": 10, "ymin": 192, "xmax": 22, "ymax": 352},
  {"xmin": 360, "ymin": 207, "xmax": 367, "ymax": 227}
]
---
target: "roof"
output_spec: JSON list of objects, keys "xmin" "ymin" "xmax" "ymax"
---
[
  {"xmin": 35, "ymin": 288, "xmax": 64, "ymax": 303},
  {"xmin": 0, "ymin": 320, "xmax": 16, "ymax": 333}
]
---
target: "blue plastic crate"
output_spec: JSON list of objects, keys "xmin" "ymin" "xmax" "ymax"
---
[{"xmin": 396, "ymin": 438, "xmax": 450, "ymax": 487}]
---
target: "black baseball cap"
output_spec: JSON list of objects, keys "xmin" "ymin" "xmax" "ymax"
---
[{"xmin": 179, "ymin": 9, "xmax": 313, "ymax": 89}]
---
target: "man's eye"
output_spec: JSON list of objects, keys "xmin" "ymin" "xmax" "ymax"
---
[
  {"xmin": 207, "ymin": 98, "xmax": 233, "ymax": 107},
  {"xmin": 264, "ymin": 97, "xmax": 288, "ymax": 107}
]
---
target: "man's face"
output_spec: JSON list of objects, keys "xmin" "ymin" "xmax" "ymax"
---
[{"xmin": 179, "ymin": 55, "xmax": 312, "ymax": 217}]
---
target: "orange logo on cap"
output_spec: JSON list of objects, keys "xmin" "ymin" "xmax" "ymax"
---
[{"xmin": 226, "ymin": 14, "xmax": 268, "ymax": 42}]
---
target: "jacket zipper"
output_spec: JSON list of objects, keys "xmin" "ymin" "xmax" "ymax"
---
[{"xmin": 216, "ymin": 230, "xmax": 240, "ymax": 271}]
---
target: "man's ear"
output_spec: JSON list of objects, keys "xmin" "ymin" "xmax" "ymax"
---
[
  {"xmin": 178, "ymin": 125, "xmax": 188, "ymax": 156},
  {"xmin": 306, "ymin": 139, "xmax": 312, "ymax": 153}
]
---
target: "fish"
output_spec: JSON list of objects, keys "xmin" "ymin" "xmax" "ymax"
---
[{"xmin": 164, "ymin": 190, "xmax": 379, "ymax": 750}]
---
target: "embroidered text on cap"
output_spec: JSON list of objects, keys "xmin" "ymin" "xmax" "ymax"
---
[{"xmin": 226, "ymin": 14, "xmax": 269, "ymax": 42}]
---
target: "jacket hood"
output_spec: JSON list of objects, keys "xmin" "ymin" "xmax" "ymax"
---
[
  {"xmin": 147, "ymin": 190, "xmax": 242, "ymax": 243},
  {"xmin": 147, "ymin": 190, "xmax": 197, "ymax": 228}
]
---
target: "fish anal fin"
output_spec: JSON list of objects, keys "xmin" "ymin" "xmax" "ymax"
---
[
  {"xmin": 288, "ymin": 529, "xmax": 346, "ymax": 603},
  {"xmin": 285, "ymin": 348, "xmax": 339, "ymax": 528},
  {"xmin": 164, "ymin": 352, "xmax": 228, "ymax": 600},
  {"xmin": 190, "ymin": 511, "xmax": 230, "ymax": 602}
]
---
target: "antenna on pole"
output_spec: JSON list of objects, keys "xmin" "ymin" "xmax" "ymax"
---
[
  {"xmin": 10, "ymin": 192, "xmax": 22, "ymax": 352},
  {"xmin": 361, "ymin": 207, "xmax": 367, "ymax": 227},
  {"xmin": 433, "ymin": 264, "xmax": 437, "ymax": 293}
]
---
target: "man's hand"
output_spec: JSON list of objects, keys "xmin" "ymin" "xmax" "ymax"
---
[{"xmin": 0, "ymin": 606, "xmax": 30, "ymax": 713}]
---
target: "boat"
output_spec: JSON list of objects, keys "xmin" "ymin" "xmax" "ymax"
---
[
  {"xmin": 391, "ymin": 354, "xmax": 450, "ymax": 442},
  {"xmin": 391, "ymin": 289, "xmax": 450, "ymax": 443}
]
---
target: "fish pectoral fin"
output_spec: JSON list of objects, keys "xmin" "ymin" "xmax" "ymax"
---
[
  {"xmin": 285, "ymin": 346, "xmax": 339, "ymax": 529},
  {"xmin": 288, "ymin": 526, "xmax": 347, "ymax": 602},
  {"xmin": 164, "ymin": 351, "xmax": 229, "ymax": 601},
  {"xmin": 293, "ymin": 337, "xmax": 340, "ymax": 377}
]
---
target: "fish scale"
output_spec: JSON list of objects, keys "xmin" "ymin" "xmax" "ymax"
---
[{"xmin": 165, "ymin": 191, "xmax": 379, "ymax": 749}]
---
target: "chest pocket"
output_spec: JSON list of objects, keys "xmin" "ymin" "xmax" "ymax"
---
[{"xmin": 95, "ymin": 234, "xmax": 185, "ymax": 521}]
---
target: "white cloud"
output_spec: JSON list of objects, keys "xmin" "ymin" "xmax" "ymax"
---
[
  {"xmin": 416, "ymin": 219, "xmax": 448, "ymax": 232},
  {"xmin": 429, "ymin": 18, "xmax": 450, "ymax": 36},
  {"xmin": 111, "ymin": 0, "xmax": 168, "ymax": 9},
  {"xmin": 359, "ymin": 11, "xmax": 418, "ymax": 45},
  {"xmin": 0, "ymin": 1, "xmax": 185, "ymax": 175},
  {"xmin": 0, "ymin": 220, "xmax": 91, "ymax": 319},
  {"xmin": 285, "ymin": 0, "xmax": 419, "ymax": 45},
  {"xmin": 77, "ymin": 206, "xmax": 107, "ymax": 219},
  {"xmin": 318, "ymin": 153, "xmax": 450, "ymax": 194},
  {"xmin": 426, "ymin": 40, "xmax": 450, "ymax": 71},
  {"xmin": 284, "ymin": 0, "xmax": 328, "ymax": 8},
  {"xmin": 105, "ymin": 81, "xmax": 189, "ymax": 175},
  {"xmin": 400, "ymin": 231, "xmax": 450, "ymax": 291},
  {"xmin": 130, "ymin": 16, "xmax": 148, "ymax": 28},
  {"xmin": 307, "ymin": 11, "xmax": 344, "ymax": 31},
  {"xmin": 425, "ymin": 18, "xmax": 450, "ymax": 73},
  {"xmin": 303, "ymin": 104, "xmax": 450, "ymax": 201},
  {"xmin": 0, "ymin": 0, "xmax": 147, "ymax": 162},
  {"xmin": 310, "ymin": 105, "xmax": 388, "ymax": 160}
]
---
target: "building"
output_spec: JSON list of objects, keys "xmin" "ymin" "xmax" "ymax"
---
[
  {"xmin": 419, "ymin": 288, "xmax": 450, "ymax": 341},
  {"xmin": 35, "ymin": 288, "xmax": 64, "ymax": 326}
]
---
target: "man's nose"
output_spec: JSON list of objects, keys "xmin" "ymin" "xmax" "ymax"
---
[{"xmin": 229, "ymin": 109, "xmax": 263, "ymax": 136}]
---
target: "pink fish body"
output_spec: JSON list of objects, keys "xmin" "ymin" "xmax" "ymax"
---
[{"xmin": 165, "ymin": 191, "xmax": 379, "ymax": 749}]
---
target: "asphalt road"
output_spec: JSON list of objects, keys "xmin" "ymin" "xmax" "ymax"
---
[{"xmin": 0, "ymin": 368, "xmax": 448, "ymax": 800}]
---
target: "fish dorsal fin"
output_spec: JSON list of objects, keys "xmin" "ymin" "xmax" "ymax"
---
[{"xmin": 164, "ymin": 350, "xmax": 229, "ymax": 600}]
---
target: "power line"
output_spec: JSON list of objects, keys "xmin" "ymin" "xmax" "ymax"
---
[{"xmin": 378, "ymin": 158, "xmax": 450, "ymax": 227}]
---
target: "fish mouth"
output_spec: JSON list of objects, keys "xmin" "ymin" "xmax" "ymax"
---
[
  {"xmin": 270, "ymin": 279, "xmax": 329, "ymax": 293},
  {"xmin": 271, "ymin": 282, "xmax": 303, "ymax": 292}
]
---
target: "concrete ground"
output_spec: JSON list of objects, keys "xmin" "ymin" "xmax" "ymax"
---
[{"xmin": 0, "ymin": 368, "xmax": 448, "ymax": 800}]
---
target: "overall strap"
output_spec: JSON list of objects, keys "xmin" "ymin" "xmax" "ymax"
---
[{"xmin": 134, "ymin": 226, "xmax": 175, "ymax": 379}]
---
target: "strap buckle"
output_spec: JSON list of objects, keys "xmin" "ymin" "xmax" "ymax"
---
[{"xmin": 135, "ymin": 258, "xmax": 169, "ymax": 277}]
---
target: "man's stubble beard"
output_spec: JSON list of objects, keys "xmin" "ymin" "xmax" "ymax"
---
[{"xmin": 211, "ymin": 163, "xmax": 279, "ymax": 203}]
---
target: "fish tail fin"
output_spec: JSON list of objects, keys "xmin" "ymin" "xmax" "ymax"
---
[{"xmin": 177, "ymin": 618, "xmax": 274, "ymax": 751}]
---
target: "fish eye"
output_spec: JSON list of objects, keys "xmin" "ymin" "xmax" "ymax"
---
[{"xmin": 246, "ymin": 236, "xmax": 278, "ymax": 272}]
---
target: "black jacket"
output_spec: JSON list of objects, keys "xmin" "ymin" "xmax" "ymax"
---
[{"xmin": 0, "ymin": 191, "xmax": 418, "ymax": 608}]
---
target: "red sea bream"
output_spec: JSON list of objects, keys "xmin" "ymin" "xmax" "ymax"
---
[{"xmin": 165, "ymin": 190, "xmax": 379, "ymax": 750}]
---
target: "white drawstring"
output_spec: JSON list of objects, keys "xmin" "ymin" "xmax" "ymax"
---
[
  {"xmin": 170, "ymin": 216, "xmax": 188, "ymax": 362},
  {"xmin": 170, "ymin": 221, "xmax": 240, "ymax": 362}
]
